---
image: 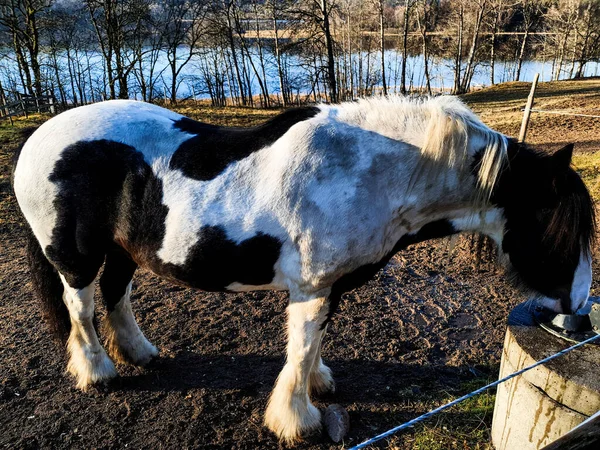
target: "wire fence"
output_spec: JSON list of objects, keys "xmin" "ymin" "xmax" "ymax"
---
[{"xmin": 350, "ymin": 332, "xmax": 600, "ymax": 449}]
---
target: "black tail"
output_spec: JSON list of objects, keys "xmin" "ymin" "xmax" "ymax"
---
[
  {"xmin": 26, "ymin": 227, "xmax": 71, "ymax": 345},
  {"xmin": 13, "ymin": 126, "xmax": 70, "ymax": 345}
]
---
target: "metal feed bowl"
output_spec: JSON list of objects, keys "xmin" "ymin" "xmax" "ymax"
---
[{"xmin": 534, "ymin": 297, "xmax": 600, "ymax": 344}]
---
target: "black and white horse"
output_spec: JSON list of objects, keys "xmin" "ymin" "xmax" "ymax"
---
[{"xmin": 13, "ymin": 96, "xmax": 595, "ymax": 442}]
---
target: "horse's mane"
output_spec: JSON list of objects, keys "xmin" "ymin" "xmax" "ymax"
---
[
  {"xmin": 548, "ymin": 168, "xmax": 596, "ymax": 255},
  {"xmin": 328, "ymin": 95, "xmax": 508, "ymax": 201}
]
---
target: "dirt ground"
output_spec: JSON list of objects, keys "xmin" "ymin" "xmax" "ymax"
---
[{"xmin": 1, "ymin": 78, "xmax": 599, "ymax": 449}]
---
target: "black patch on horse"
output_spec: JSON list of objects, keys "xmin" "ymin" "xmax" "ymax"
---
[
  {"xmin": 489, "ymin": 140, "xmax": 595, "ymax": 307},
  {"xmin": 325, "ymin": 219, "xmax": 457, "ymax": 327},
  {"xmin": 157, "ymin": 226, "xmax": 282, "ymax": 291},
  {"xmin": 100, "ymin": 248, "xmax": 138, "ymax": 312},
  {"xmin": 46, "ymin": 139, "xmax": 281, "ymax": 292},
  {"xmin": 170, "ymin": 106, "xmax": 320, "ymax": 181},
  {"xmin": 46, "ymin": 140, "xmax": 157, "ymax": 289}
]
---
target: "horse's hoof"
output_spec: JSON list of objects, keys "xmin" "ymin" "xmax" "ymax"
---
[
  {"xmin": 265, "ymin": 400, "xmax": 322, "ymax": 443},
  {"xmin": 67, "ymin": 349, "xmax": 118, "ymax": 391},
  {"xmin": 107, "ymin": 334, "xmax": 159, "ymax": 367}
]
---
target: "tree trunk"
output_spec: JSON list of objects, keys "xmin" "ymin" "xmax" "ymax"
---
[
  {"xmin": 225, "ymin": 4, "xmax": 246, "ymax": 105},
  {"xmin": 12, "ymin": 31, "xmax": 33, "ymax": 95},
  {"xmin": 490, "ymin": 5, "xmax": 501, "ymax": 86},
  {"xmin": 416, "ymin": 1, "xmax": 431, "ymax": 95},
  {"xmin": 461, "ymin": 0, "xmax": 485, "ymax": 93},
  {"xmin": 378, "ymin": 0, "xmax": 387, "ymax": 96},
  {"xmin": 24, "ymin": 3, "xmax": 42, "ymax": 96},
  {"xmin": 401, "ymin": 2, "xmax": 410, "ymax": 94},
  {"xmin": 515, "ymin": 28, "xmax": 529, "ymax": 81},
  {"xmin": 453, "ymin": 4, "xmax": 464, "ymax": 94},
  {"xmin": 253, "ymin": 2, "xmax": 270, "ymax": 107},
  {"xmin": 272, "ymin": 12, "xmax": 287, "ymax": 107},
  {"xmin": 170, "ymin": 47, "xmax": 178, "ymax": 104},
  {"xmin": 320, "ymin": 0, "xmax": 337, "ymax": 102}
]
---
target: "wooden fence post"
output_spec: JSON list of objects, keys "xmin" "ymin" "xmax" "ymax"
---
[
  {"xmin": 518, "ymin": 73, "xmax": 539, "ymax": 143},
  {"xmin": 18, "ymin": 93, "xmax": 28, "ymax": 119}
]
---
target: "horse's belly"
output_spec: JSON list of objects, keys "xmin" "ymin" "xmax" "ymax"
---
[{"xmin": 136, "ymin": 223, "xmax": 286, "ymax": 293}]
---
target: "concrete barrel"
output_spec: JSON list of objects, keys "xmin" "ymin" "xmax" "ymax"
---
[{"xmin": 491, "ymin": 302, "xmax": 600, "ymax": 449}]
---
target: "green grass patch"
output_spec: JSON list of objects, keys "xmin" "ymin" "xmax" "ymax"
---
[
  {"xmin": 388, "ymin": 379, "xmax": 496, "ymax": 450},
  {"xmin": 573, "ymin": 152, "xmax": 600, "ymax": 201}
]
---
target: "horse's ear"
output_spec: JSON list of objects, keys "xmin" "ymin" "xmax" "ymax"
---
[{"xmin": 552, "ymin": 144, "xmax": 574, "ymax": 169}]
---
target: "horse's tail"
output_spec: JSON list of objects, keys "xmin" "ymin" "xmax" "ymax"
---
[
  {"xmin": 26, "ymin": 226, "xmax": 71, "ymax": 345},
  {"xmin": 13, "ymin": 127, "xmax": 71, "ymax": 345}
]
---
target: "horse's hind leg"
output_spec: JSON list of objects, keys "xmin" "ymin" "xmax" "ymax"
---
[
  {"xmin": 100, "ymin": 249, "xmax": 158, "ymax": 366},
  {"xmin": 59, "ymin": 273, "xmax": 117, "ymax": 390}
]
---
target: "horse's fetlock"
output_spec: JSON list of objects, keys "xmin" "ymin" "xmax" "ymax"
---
[
  {"xmin": 309, "ymin": 363, "xmax": 335, "ymax": 396},
  {"xmin": 264, "ymin": 392, "xmax": 322, "ymax": 443}
]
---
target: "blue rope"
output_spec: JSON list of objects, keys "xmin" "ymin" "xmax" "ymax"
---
[{"xmin": 349, "ymin": 332, "xmax": 600, "ymax": 450}]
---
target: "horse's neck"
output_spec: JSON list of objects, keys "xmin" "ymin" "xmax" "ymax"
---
[{"xmin": 389, "ymin": 183, "xmax": 505, "ymax": 246}]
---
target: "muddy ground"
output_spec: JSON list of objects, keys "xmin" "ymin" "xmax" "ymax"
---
[{"xmin": 1, "ymin": 79, "xmax": 599, "ymax": 449}]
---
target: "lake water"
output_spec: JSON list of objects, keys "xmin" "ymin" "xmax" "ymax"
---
[{"xmin": 0, "ymin": 46, "xmax": 598, "ymax": 101}]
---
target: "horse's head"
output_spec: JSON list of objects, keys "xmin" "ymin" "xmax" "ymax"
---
[{"xmin": 492, "ymin": 141, "xmax": 596, "ymax": 314}]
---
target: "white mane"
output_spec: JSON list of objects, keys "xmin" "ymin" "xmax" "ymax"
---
[{"xmin": 323, "ymin": 95, "xmax": 508, "ymax": 199}]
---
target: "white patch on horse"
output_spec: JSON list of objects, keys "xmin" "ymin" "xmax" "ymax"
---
[
  {"xmin": 450, "ymin": 209, "xmax": 506, "ymax": 244},
  {"xmin": 104, "ymin": 281, "xmax": 158, "ymax": 365},
  {"xmin": 570, "ymin": 251, "xmax": 592, "ymax": 313},
  {"xmin": 59, "ymin": 276, "xmax": 117, "ymax": 390}
]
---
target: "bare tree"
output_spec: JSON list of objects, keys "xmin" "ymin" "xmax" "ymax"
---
[
  {"xmin": 452, "ymin": 1, "xmax": 464, "ymax": 94},
  {"xmin": 514, "ymin": 0, "xmax": 545, "ymax": 81},
  {"xmin": 460, "ymin": 0, "xmax": 487, "ymax": 93},
  {"xmin": 159, "ymin": 0, "xmax": 207, "ymax": 104},
  {"xmin": 488, "ymin": 0, "xmax": 514, "ymax": 85},
  {"xmin": 573, "ymin": 0, "xmax": 600, "ymax": 78},
  {"xmin": 415, "ymin": 0, "xmax": 431, "ymax": 94},
  {"xmin": 318, "ymin": 0, "xmax": 338, "ymax": 102},
  {"xmin": 0, "ymin": 0, "xmax": 52, "ymax": 96},
  {"xmin": 376, "ymin": 0, "xmax": 387, "ymax": 95},
  {"xmin": 85, "ymin": 0, "xmax": 151, "ymax": 99},
  {"xmin": 400, "ymin": 0, "xmax": 412, "ymax": 94}
]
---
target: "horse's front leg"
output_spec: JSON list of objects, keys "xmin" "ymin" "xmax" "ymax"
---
[
  {"xmin": 265, "ymin": 292, "xmax": 330, "ymax": 443},
  {"xmin": 308, "ymin": 325, "xmax": 335, "ymax": 396}
]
